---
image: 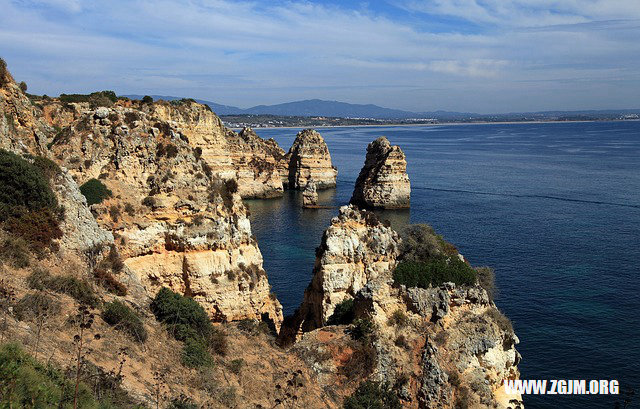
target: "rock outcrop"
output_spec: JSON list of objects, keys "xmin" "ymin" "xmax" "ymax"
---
[
  {"xmin": 285, "ymin": 129, "xmax": 337, "ymax": 190},
  {"xmin": 285, "ymin": 205, "xmax": 401, "ymax": 335},
  {"xmin": 43, "ymin": 102, "xmax": 283, "ymax": 328},
  {"xmin": 283, "ymin": 204, "xmax": 522, "ymax": 408},
  {"xmin": 350, "ymin": 136, "xmax": 410, "ymax": 209},
  {"xmin": 302, "ymin": 181, "xmax": 318, "ymax": 207}
]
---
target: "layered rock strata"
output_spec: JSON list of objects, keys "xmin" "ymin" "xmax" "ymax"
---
[
  {"xmin": 285, "ymin": 129, "xmax": 337, "ymax": 190},
  {"xmin": 350, "ymin": 136, "xmax": 410, "ymax": 209},
  {"xmin": 284, "ymin": 204, "xmax": 522, "ymax": 408},
  {"xmin": 43, "ymin": 102, "xmax": 283, "ymax": 327}
]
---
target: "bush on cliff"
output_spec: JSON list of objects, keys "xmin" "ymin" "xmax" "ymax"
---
[
  {"xmin": 343, "ymin": 380, "xmax": 401, "ymax": 409},
  {"xmin": 102, "ymin": 300, "xmax": 147, "ymax": 343},
  {"xmin": 393, "ymin": 255, "xmax": 477, "ymax": 289},
  {"xmin": 151, "ymin": 288, "xmax": 227, "ymax": 367},
  {"xmin": 0, "ymin": 58, "xmax": 7, "ymax": 86},
  {"xmin": 327, "ymin": 298, "xmax": 355, "ymax": 325},
  {"xmin": 0, "ymin": 150, "xmax": 63, "ymax": 255},
  {"xmin": 80, "ymin": 178, "xmax": 112, "ymax": 206},
  {"xmin": 399, "ymin": 224, "xmax": 458, "ymax": 263}
]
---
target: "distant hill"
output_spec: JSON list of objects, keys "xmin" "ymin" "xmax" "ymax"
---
[
  {"xmin": 123, "ymin": 95, "xmax": 640, "ymax": 120},
  {"xmin": 123, "ymin": 95, "xmax": 440, "ymax": 118}
]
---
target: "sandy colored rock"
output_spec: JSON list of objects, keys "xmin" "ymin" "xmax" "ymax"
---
[
  {"xmin": 350, "ymin": 136, "xmax": 410, "ymax": 209},
  {"xmin": 286, "ymin": 129, "xmax": 337, "ymax": 190},
  {"xmin": 302, "ymin": 181, "xmax": 318, "ymax": 207}
]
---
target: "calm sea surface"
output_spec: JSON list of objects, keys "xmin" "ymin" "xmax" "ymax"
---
[{"xmin": 244, "ymin": 121, "xmax": 640, "ymax": 409}]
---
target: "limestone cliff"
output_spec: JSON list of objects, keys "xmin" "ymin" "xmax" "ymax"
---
[
  {"xmin": 284, "ymin": 205, "xmax": 522, "ymax": 408},
  {"xmin": 350, "ymin": 136, "xmax": 411, "ymax": 209},
  {"xmin": 43, "ymin": 102, "xmax": 283, "ymax": 327},
  {"xmin": 293, "ymin": 205, "xmax": 400, "ymax": 332},
  {"xmin": 285, "ymin": 129, "xmax": 337, "ymax": 190},
  {"xmin": 0, "ymin": 66, "xmax": 51, "ymax": 154}
]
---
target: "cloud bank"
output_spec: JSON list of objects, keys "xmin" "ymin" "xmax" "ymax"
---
[{"xmin": 1, "ymin": 0, "xmax": 639, "ymax": 112}]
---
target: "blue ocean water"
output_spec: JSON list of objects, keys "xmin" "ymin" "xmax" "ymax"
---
[{"xmin": 244, "ymin": 121, "xmax": 640, "ymax": 409}]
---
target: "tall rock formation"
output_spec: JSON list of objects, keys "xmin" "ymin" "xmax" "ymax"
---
[
  {"xmin": 284, "ymin": 205, "xmax": 401, "ymax": 335},
  {"xmin": 350, "ymin": 136, "xmax": 410, "ymax": 209},
  {"xmin": 283, "ymin": 205, "xmax": 522, "ymax": 408},
  {"xmin": 285, "ymin": 129, "xmax": 337, "ymax": 190}
]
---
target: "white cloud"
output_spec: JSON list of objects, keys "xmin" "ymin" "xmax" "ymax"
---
[{"xmin": 0, "ymin": 0, "xmax": 639, "ymax": 112}]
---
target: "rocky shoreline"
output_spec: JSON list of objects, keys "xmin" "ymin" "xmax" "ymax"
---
[{"xmin": 0, "ymin": 62, "xmax": 522, "ymax": 408}]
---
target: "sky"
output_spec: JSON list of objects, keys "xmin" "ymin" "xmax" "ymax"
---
[{"xmin": 1, "ymin": 0, "xmax": 639, "ymax": 113}]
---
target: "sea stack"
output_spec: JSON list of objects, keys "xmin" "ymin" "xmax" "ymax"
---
[
  {"xmin": 350, "ymin": 136, "xmax": 411, "ymax": 209},
  {"xmin": 286, "ymin": 129, "xmax": 337, "ymax": 190},
  {"xmin": 302, "ymin": 181, "xmax": 318, "ymax": 207}
]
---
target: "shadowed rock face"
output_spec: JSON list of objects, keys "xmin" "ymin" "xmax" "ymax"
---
[
  {"xmin": 350, "ymin": 136, "xmax": 411, "ymax": 209},
  {"xmin": 285, "ymin": 129, "xmax": 337, "ymax": 190}
]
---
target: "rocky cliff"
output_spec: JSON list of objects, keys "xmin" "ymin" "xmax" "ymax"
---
[
  {"xmin": 350, "ymin": 136, "xmax": 411, "ymax": 209},
  {"xmin": 41, "ymin": 101, "xmax": 283, "ymax": 327},
  {"xmin": 284, "ymin": 205, "xmax": 522, "ymax": 408},
  {"xmin": 285, "ymin": 129, "xmax": 337, "ymax": 190}
]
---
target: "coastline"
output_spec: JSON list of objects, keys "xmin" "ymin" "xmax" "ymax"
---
[{"xmin": 228, "ymin": 118, "xmax": 639, "ymax": 131}]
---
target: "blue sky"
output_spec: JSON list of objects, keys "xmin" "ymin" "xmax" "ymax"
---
[{"xmin": 1, "ymin": 0, "xmax": 639, "ymax": 113}]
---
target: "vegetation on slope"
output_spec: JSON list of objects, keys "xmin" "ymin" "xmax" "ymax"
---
[
  {"xmin": 151, "ymin": 288, "xmax": 227, "ymax": 368},
  {"xmin": 0, "ymin": 343, "xmax": 143, "ymax": 408},
  {"xmin": 0, "ymin": 150, "xmax": 63, "ymax": 259}
]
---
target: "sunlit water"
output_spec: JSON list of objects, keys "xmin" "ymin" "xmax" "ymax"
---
[{"xmin": 244, "ymin": 121, "xmax": 640, "ymax": 409}]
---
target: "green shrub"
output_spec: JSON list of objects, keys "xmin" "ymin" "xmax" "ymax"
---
[
  {"xmin": 151, "ymin": 288, "xmax": 225, "ymax": 366},
  {"xmin": 80, "ymin": 178, "xmax": 112, "ymax": 206},
  {"xmin": 18, "ymin": 81, "xmax": 27, "ymax": 92},
  {"xmin": 0, "ymin": 342, "xmax": 139, "ymax": 408},
  {"xmin": 3, "ymin": 207, "xmax": 63, "ymax": 254},
  {"xmin": 151, "ymin": 287, "xmax": 212, "ymax": 340},
  {"xmin": 476, "ymin": 266, "xmax": 496, "ymax": 301},
  {"xmin": 0, "ymin": 58, "xmax": 7, "ymax": 86},
  {"xmin": 141, "ymin": 95, "xmax": 153, "ymax": 104},
  {"xmin": 31, "ymin": 156, "xmax": 61, "ymax": 180},
  {"xmin": 27, "ymin": 270, "xmax": 99, "ymax": 307},
  {"xmin": 327, "ymin": 298, "xmax": 355, "ymax": 325},
  {"xmin": 0, "ymin": 149, "xmax": 58, "ymax": 212},
  {"xmin": 393, "ymin": 255, "xmax": 477, "ymax": 289},
  {"xmin": 181, "ymin": 337, "xmax": 213, "ymax": 368},
  {"xmin": 59, "ymin": 91, "xmax": 118, "ymax": 107},
  {"xmin": 228, "ymin": 358, "xmax": 244, "ymax": 375},
  {"xmin": 102, "ymin": 300, "xmax": 147, "ymax": 343},
  {"xmin": 343, "ymin": 380, "xmax": 401, "ymax": 409},
  {"xmin": 387, "ymin": 310, "xmax": 408, "ymax": 328},
  {"xmin": 349, "ymin": 318, "xmax": 376, "ymax": 342},
  {"xmin": 124, "ymin": 203, "xmax": 135, "ymax": 216}
]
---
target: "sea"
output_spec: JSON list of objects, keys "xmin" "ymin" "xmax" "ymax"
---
[{"xmin": 244, "ymin": 121, "xmax": 640, "ymax": 409}]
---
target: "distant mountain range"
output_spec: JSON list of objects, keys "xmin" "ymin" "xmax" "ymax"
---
[{"xmin": 124, "ymin": 95, "xmax": 640, "ymax": 120}]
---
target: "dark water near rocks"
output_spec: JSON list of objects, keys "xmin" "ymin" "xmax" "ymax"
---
[{"xmin": 244, "ymin": 121, "xmax": 640, "ymax": 409}]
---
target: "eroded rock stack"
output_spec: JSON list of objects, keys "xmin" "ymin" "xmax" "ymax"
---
[
  {"xmin": 291, "ymin": 205, "xmax": 401, "ymax": 332},
  {"xmin": 350, "ymin": 136, "xmax": 410, "ymax": 209},
  {"xmin": 282, "ymin": 205, "xmax": 522, "ymax": 408},
  {"xmin": 302, "ymin": 181, "xmax": 318, "ymax": 207},
  {"xmin": 285, "ymin": 129, "xmax": 337, "ymax": 190}
]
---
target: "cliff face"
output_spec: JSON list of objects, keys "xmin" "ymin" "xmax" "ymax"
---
[
  {"xmin": 44, "ymin": 102, "xmax": 283, "ymax": 327},
  {"xmin": 350, "ymin": 136, "xmax": 411, "ymax": 209},
  {"xmin": 284, "ymin": 205, "xmax": 522, "ymax": 408},
  {"xmin": 294, "ymin": 205, "xmax": 400, "ymax": 332},
  {"xmin": 285, "ymin": 129, "xmax": 337, "ymax": 190},
  {"xmin": 0, "ymin": 68, "xmax": 51, "ymax": 154}
]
